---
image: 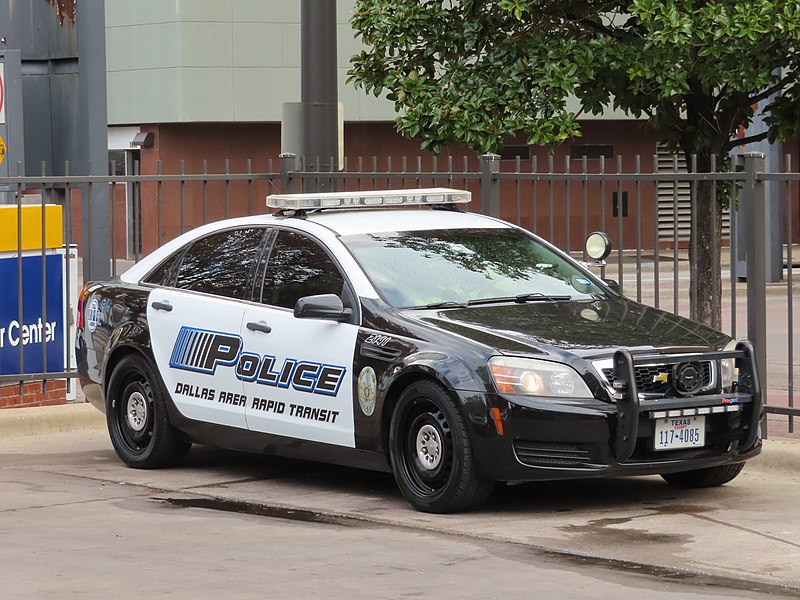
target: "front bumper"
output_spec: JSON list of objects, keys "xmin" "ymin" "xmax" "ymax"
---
[{"xmin": 465, "ymin": 342, "xmax": 763, "ymax": 482}]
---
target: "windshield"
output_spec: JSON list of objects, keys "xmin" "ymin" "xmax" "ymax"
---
[{"xmin": 341, "ymin": 227, "xmax": 609, "ymax": 308}]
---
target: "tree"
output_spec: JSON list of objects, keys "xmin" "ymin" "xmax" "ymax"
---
[{"xmin": 349, "ymin": 0, "xmax": 800, "ymax": 326}]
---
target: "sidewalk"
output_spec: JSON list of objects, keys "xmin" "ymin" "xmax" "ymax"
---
[
  {"xmin": 2, "ymin": 402, "xmax": 799, "ymax": 593},
  {"xmin": 1, "ymin": 402, "xmax": 797, "ymax": 473}
]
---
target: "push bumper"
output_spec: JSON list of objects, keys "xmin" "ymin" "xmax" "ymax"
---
[{"xmin": 465, "ymin": 342, "xmax": 763, "ymax": 482}]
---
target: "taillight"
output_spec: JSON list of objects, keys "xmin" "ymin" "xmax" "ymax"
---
[{"xmin": 76, "ymin": 282, "xmax": 93, "ymax": 330}]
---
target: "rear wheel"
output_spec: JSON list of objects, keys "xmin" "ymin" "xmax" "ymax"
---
[
  {"xmin": 106, "ymin": 354, "xmax": 190, "ymax": 468},
  {"xmin": 660, "ymin": 462, "xmax": 745, "ymax": 488},
  {"xmin": 389, "ymin": 380, "xmax": 492, "ymax": 513}
]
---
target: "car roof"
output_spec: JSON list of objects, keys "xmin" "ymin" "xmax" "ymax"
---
[
  {"xmin": 119, "ymin": 207, "xmax": 510, "ymax": 284},
  {"xmin": 304, "ymin": 208, "xmax": 508, "ymax": 236}
]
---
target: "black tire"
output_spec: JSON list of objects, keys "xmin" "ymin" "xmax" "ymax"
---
[
  {"xmin": 106, "ymin": 354, "xmax": 191, "ymax": 469},
  {"xmin": 389, "ymin": 380, "xmax": 493, "ymax": 513},
  {"xmin": 660, "ymin": 462, "xmax": 745, "ymax": 488}
]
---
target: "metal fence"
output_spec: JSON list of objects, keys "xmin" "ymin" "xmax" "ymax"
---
[{"xmin": 0, "ymin": 152, "xmax": 796, "ymax": 435}]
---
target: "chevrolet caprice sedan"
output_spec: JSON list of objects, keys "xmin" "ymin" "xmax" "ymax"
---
[{"xmin": 76, "ymin": 188, "xmax": 762, "ymax": 513}]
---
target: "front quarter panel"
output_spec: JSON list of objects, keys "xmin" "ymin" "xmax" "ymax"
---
[{"xmin": 352, "ymin": 301, "xmax": 496, "ymax": 454}]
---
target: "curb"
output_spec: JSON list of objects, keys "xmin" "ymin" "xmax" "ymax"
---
[
  {"xmin": 0, "ymin": 402, "xmax": 105, "ymax": 439},
  {"xmin": 0, "ymin": 403, "xmax": 797, "ymax": 473},
  {"xmin": 747, "ymin": 438, "xmax": 800, "ymax": 474}
]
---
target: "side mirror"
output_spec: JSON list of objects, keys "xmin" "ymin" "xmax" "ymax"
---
[
  {"xmin": 603, "ymin": 279, "xmax": 621, "ymax": 294},
  {"xmin": 585, "ymin": 231, "xmax": 612, "ymax": 263},
  {"xmin": 294, "ymin": 294, "xmax": 353, "ymax": 322}
]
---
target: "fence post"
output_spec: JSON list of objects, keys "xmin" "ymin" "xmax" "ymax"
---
[
  {"xmin": 480, "ymin": 154, "xmax": 501, "ymax": 217},
  {"xmin": 280, "ymin": 153, "xmax": 297, "ymax": 195},
  {"xmin": 742, "ymin": 152, "xmax": 768, "ymax": 436}
]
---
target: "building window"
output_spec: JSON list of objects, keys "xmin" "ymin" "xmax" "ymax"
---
[
  {"xmin": 612, "ymin": 191, "xmax": 629, "ymax": 218},
  {"xmin": 569, "ymin": 144, "xmax": 614, "ymax": 160},
  {"xmin": 108, "ymin": 150, "xmax": 127, "ymax": 176},
  {"xmin": 499, "ymin": 145, "xmax": 530, "ymax": 161}
]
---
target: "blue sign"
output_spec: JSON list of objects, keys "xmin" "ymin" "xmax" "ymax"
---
[{"xmin": 0, "ymin": 253, "xmax": 64, "ymax": 375}]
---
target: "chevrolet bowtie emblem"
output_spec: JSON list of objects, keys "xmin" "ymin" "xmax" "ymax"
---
[{"xmin": 653, "ymin": 373, "xmax": 669, "ymax": 384}]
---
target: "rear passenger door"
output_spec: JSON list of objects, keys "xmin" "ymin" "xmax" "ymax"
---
[
  {"xmin": 241, "ymin": 229, "xmax": 359, "ymax": 447},
  {"xmin": 147, "ymin": 227, "xmax": 267, "ymax": 429}
]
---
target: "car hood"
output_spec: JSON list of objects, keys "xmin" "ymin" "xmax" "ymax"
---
[{"xmin": 408, "ymin": 298, "xmax": 731, "ymax": 360}]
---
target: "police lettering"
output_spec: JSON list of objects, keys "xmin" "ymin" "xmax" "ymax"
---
[
  {"xmin": 174, "ymin": 382, "xmax": 216, "ymax": 401},
  {"xmin": 169, "ymin": 327, "xmax": 242, "ymax": 374},
  {"xmin": 169, "ymin": 327, "xmax": 347, "ymax": 397},
  {"xmin": 218, "ymin": 391, "xmax": 246, "ymax": 406},
  {"xmin": 251, "ymin": 397, "xmax": 286, "ymax": 414},
  {"xmin": 288, "ymin": 403, "xmax": 339, "ymax": 424},
  {"xmin": 242, "ymin": 354, "xmax": 345, "ymax": 396}
]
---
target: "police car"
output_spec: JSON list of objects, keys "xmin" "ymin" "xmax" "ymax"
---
[{"xmin": 76, "ymin": 188, "xmax": 762, "ymax": 513}]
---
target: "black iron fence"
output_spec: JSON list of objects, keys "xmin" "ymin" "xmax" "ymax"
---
[{"xmin": 0, "ymin": 152, "xmax": 796, "ymax": 435}]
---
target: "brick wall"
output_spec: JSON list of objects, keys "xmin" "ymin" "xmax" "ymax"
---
[{"xmin": 0, "ymin": 380, "xmax": 68, "ymax": 408}]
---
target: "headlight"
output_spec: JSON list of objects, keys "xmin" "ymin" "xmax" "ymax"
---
[
  {"xmin": 720, "ymin": 340, "xmax": 739, "ymax": 392},
  {"xmin": 489, "ymin": 357, "xmax": 594, "ymax": 398}
]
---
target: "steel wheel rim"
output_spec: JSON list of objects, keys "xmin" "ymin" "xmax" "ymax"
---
[
  {"xmin": 415, "ymin": 423, "xmax": 442, "ymax": 470},
  {"xmin": 126, "ymin": 391, "xmax": 148, "ymax": 432},
  {"xmin": 399, "ymin": 401, "xmax": 453, "ymax": 498},
  {"xmin": 115, "ymin": 374, "xmax": 154, "ymax": 452}
]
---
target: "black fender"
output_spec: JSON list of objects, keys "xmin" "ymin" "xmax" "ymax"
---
[{"xmin": 378, "ymin": 350, "xmax": 496, "ymax": 458}]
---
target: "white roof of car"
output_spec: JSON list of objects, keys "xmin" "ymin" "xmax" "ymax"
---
[
  {"xmin": 120, "ymin": 205, "xmax": 509, "ymax": 284},
  {"xmin": 306, "ymin": 207, "xmax": 507, "ymax": 236}
]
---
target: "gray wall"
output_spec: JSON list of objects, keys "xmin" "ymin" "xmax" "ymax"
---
[{"xmin": 104, "ymin": 0, "xmax": 396, "ymax": 125}]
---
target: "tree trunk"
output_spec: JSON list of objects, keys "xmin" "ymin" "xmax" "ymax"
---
[{"xmin": 689, "ymin": 160, "xmax": 723, "ymax": 329}]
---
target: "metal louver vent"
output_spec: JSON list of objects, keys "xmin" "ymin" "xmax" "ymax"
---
[{"xmin": 655, "ymin": 145, "xmax": 730, "ymax": 242}]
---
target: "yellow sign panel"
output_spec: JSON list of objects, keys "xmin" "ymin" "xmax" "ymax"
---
[
  {"xmin": 0, "ymin": 205, "xmax": 63, "ymax": 252},
  {"xmin": 0, "ymin": 134, "xmax": 5, "ymax": 167}
]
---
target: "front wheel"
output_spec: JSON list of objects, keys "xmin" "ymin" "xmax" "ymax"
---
[
  {"xmin": 106, "ymin": 354, "xmax": 190, "ymax": 468},
  {"xmin": 660, "ymin": 462, "xmax": 745, "ymax": 488},
  {"xmin": 389, "ymin": 380, "xmax": 492, "ymax": 513}
]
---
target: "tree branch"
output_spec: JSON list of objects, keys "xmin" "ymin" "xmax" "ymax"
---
[
  {"xmin": 748, "ymin": 73, "xmax": 797, "ymax": 105},
  {"xmin": 724, "ymin": 131, "xmax": 770, "ymax": 152},
  {"xmin": 659, "ymin": 101, "xmax": 685, "ymax": 135},
  {"xmin": 538, "ymin": 6, "xmax": 629, "ymax": 40}
]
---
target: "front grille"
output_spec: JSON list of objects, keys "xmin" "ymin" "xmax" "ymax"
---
[
  {"xmin": 602, "ymin": 361, "xmax": 713, "ymax": 396},
  {"xmin": 513, "ymin": 441, "xmax": 593, "ymax": 468}
]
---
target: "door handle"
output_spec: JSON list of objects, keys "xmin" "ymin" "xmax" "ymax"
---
[
  {"xmin": 151, "ymin": 301, "xmax": 173, "ymax": 312},
  {"xmin": 246, "ymin": 321, "xmax": 272, "ymax": 334}
]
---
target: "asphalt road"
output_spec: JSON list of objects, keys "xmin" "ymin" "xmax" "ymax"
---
[{"xmin": 2, "ymin": 413, "xmax": 800, "ymax": 599}]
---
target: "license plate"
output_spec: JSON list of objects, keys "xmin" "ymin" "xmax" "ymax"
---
[{"xmin": 654, "ymin": 415, "xmax": 705, "ymax": 450}]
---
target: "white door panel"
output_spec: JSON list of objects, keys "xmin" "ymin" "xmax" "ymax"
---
[
  {"xmin": 147, "ymin": 289, "xmax": 247, "ymax": 428},
  {"xmin": 241, "ymin": 305, "xmax": 358, "ymax": 447}
]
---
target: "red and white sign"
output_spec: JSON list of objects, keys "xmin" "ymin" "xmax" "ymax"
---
[{"xmin": 0, "ymin": 62, "xmax": 5, "ymax": 125}]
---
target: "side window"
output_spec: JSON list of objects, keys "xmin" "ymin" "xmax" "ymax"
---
[
  {"xmin": 174, "ymin": 228, "xmax": 265, "ymax": 299},
  {"xmin": 261, "ymin": 231, "xmax": 345, "ymax": 309},
  {"xmin": 143, "ymin": 251, "xmax": 184, "ymax": 286}
]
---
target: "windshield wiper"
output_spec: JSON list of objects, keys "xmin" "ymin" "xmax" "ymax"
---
[
  {"xmin": 514, "ymin": 292, "xmax": 572, "ymax": 303},
  {"xmin": 410, "ymin": 301, "xmax": 468, "ymax": 310},
  {"xmin": 467, "ymin": 293, "xmax": 572, "ymax": 306}
]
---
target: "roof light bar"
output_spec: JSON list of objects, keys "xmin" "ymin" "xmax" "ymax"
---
[{"xmin": 266, "ymin": 187, "xmax": 471, "ymax": 211}]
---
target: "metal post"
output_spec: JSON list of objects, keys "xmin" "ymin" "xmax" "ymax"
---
[
  {"xmin": 280, "ymin": 153, "xmax": 297, "ymax": 196},
  {"xmin": 301, "ymin": 0, "xmax": 338, "ymax": 193},
  {"xmin": 743, "ymin": 153, "xmax": 768, "ymax": 434},
  {"xmin": 480, "ymin": 154, "xmax": 500, "ymax": 217},
  {"xmin": 78, "ymin": 0, "xmax": 110, "ymax": 281}
]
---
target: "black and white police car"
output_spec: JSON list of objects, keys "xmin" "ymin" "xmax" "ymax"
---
[{"xmin": 76, "ymin": 188, "xmax": 762, "ymax": 513}]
